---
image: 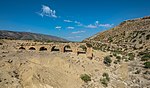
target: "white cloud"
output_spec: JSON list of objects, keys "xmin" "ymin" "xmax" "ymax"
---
[
  {"xmin": 64, "ymin": 20, "xmax": 72, "ymax": 22},
  {"xmin": 98, "ymin": 24, "xmax": 114, "ymax": 28},
  {"xmin": 72, "ymin": 31, "xmax": 85, "ymax": 34},
  {"xmin": 67, "ymin": 26, "xmax": 74, "ymax": 29},
  {"xmin": 85, "ymin": 21, "xmax": 113, "ymax": 29},
  {"xmin": 68, "ymin": 36, "xmax": 81, "ymax": 39},
  {"xmin": 74, "ymin": 21, "xmax": 83, "ymax": 26},
  {"xmin": 95, "ymin": 21, "xmax": 99, "ymax": 25},
  {"xmin": 38, "ymin": 5, "xmax": 57, "ymax": 18},
  {"xmin": 74, "ymin": 21, "xmax": 80, "ymax": 24},
  {"xmin": 75, "ymin": 36, "xmax": 81, "ymax": 38},
  {"xmin": 67, "ymin": 37, "xmax": 74, "ymax": 39},
  {"xmin": 86, "ymin": 24, "xmax": 97, "ymax": 28},
  {"xmin": 55, "ymin": 26, "xmax": 61, "ymax": 29},
  {"xmin": 74, "ymin": 21, "xmax": 81, "ymax": 25}
]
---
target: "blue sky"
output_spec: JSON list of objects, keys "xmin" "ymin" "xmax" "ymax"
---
[{"xmin": 0, "ymin": 0, "xmax": 150, "ymax": 41}]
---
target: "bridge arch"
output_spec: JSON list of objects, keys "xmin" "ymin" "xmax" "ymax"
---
[
  {"xmin": 51, "ymin": 45, "xmax": 60, "ymax": 52},
  {"xmin": 63, "ymin": 45, "xmax": 72, "ymax": 52},
  {"xmin": 29, "ymin": 47, "xmax": 36, "ymax": 50},
  {"xmin": 19, "ymin": 47, "xmax": 26, "ymax": 50},
  {"xmin": 39, "ymin": 47, "xmax": 47, "ymax": 51},
  {"xmin": 77, "ymin": 44, "xmax": 87, "ymax": 54}
]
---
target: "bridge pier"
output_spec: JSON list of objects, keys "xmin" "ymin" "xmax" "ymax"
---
[{"xmin": 86, "ymin": 47, "xmax": 93, "ymax": 59}]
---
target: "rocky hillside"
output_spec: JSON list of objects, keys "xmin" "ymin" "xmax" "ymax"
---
[
  {"xmin": 83, "ymin": 16, "xmax": 150, "ymax": 88},
  {"xmin": 0, "ymin": 30, "xmax": 68, "ymax": 42},
  {"xmin": 84, "ymin": 16, "xmax": 150, "ymax": 50}
]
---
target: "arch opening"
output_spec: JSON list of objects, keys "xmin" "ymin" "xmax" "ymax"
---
[
  {"xmin": 19, "ymin": 47, "xmax": 25, "ymax": 50},
  {"xmin": 39, "ymin": 47, "xmax": 47, "ymax": 51},
  {"xmin": 29, "ymin": 47, "xmax": 36, "ymax": 50},
  {"xmin": 64, "ymin": 45, "xmax": 72, "ymax": 52},
  {"xmin": 77, "ymin": 45, "xmax": 87, "ymax": 55},
  {"xmin": 51, "ymin": 46, "xmax": 60, "ymax": 52}
]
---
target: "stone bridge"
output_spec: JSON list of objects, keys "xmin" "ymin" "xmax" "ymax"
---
[{"xmin": 18, "ymin": 42, "xmax": 93, "ymax": 58}]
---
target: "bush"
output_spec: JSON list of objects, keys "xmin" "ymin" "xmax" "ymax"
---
[
  {"xmin": 114, "ymin": 60, "xmax": 118, "ymax": 64},
  {"xmin": 122, "ymin": 56, "xmax": 127, "ymax": 60},
  {"xmin": 113, "ymin": 53, "xmax": 117, "ymax": 57},
  {"xmin": 79, "ymin": 45, "xmax": 87, "ymax": 51},
  {"xmin": 116, "ymin": 56, "xmax": 121, "ymax": 62},
  {"xmin": 144, "ymin": 62, "xmax": 150, "ymax": 68},
  {"xmin": 102, "ymin": 73, "xmax": 110, "ymax": 82},
  {"xmin": 100, "ymin": 73, "xmax": 110, "ymax": 87},
  {"xmin": 116, "ymin": 56, "xmax": 121, "ymax": 59},
  {"xmin": 108, "ymin": 37, "xmax": 113, "ymax": 42},
  {"xmin": 80, "ymin": 74, "xmax": 91, "ymax": 83},
  {"xmin": 102, "ymin": 73, "xmax": 108, "ymax": 77},
  {"xmin": 146, "ymin": 34, "xmax": 150, "ymax": 40},
  {"xmin": 141, "ymin": 54, "xmax": 150, "ymax": 61},
  {"xmin": 100, "ymin": 78, "xmax": 108, "ymax": 87},
  {"xmin": 86, "ymin": 43, "xmax": 92, "ymax": 47},
  {"xmin": 128, "ymin": 53, "xmax": 135, "ymax": 60},
  {"xmin": 103, "ymin": 56, "xmax": 112, "ymax": 66}
]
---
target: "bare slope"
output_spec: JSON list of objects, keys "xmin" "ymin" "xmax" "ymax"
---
[{"xmin": 84, "ymin": 16, "xmax": 150, "ymax": 51}]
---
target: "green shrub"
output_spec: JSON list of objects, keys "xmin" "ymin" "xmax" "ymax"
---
[
  {"xmin": 128, "ymin": 53, "xmax": 135, "ymax": 60},
  {"xmin": 135, "ymin": 70, "xmax": 141, "ymax": 74},
  {"xmin": 141, "ymin": 54, "xmax": 150, "ymax": 61},
  {"xmin": 122, "ymin": 56, "xmax": 127, "ymax": 60},
  {"xmin": 79, "ymin": 45, "xmax": 87, "ymax": 51},
  {"xmin": 146, "ymin": 34, "xmax": 150, "ymax": 40},
  {"xmin": 46, "ymin": 40, "xmax": 52, "ymax": 43},
  {"xmin": 138, "ymin": 51, "xmax": 146, "ymax": 56},
  {"xmin": 102, "ymin": 73, "xmax": 108, "ymax": 77},
  {"xmin": 100, "ymin": 73, "xmax": 110, "ymax": 87},
  {"xmin": 116, "ymin": 56, "xmax": 121, "ymax": 62},
  {"xmin": 100, "ymin": 78, "xmax": 108, "ymax": 87},
  {"xmin": 103, "ymin": 56, "xmax": 112, "ymax": 66},
  {"xmin": 144, "ymin": 62, "xmax": 150, "ymax": 68},
  {"xmin": 114, "ymin": 60, "xmax": 118, "ymax": 64},
  {"xmin": 108, "ymin": 37, "xmax": 113, "ymax": 42},
  {"xmin": 113, "ymin": 53, "xmax": 117, "ymax": 57},
  {"xmin": 86, "ymin": 43, "xmax": 92, "ymax": 47},
  {"xmin": 113, "ymin": 50, "xmax": 122, "ymax": 54},
  {"xmin": 116, "ymin": 56, "xmax": 121, "ymax": 59},
  {"xmin": 102, "ymin": 73, "xmax": 110, "ymax": 82},
  {"xmin": 80, "ymin": 74, "xmax": 91, "ymax": 83}
]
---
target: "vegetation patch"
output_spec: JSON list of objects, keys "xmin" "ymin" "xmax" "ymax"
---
[
  {"xmin": 128, "ymin": 53, "xmax": 135, "ymax": 60},
  {"xmin": 113, "ymin": 50, "xmax": 122, "ymax": 54},
  {"xmin": 116, "ymin": 56, "xmax": 121, "ymax": 60},
  {"xmin": 113, "ymin": 53, "xmax": 117, "ymax": 57},
  {"xmin": 79, "ymin": 45, "xmax": 87, "ymax": 51},
  {"xmin": 143, "ymin": 62, "xmax": 150, "ymax": 68},
  {"xmin": 141, "ymin": 54, "xmax": 150, "ymax": 61},
  {"xmin": 146, "ymin": 34, "xmax": 150, "ymax": 40},
  {"xmin": 108, "ymin": 37, "xmax": 113, "ymax": 42},
  {"xmin": 103, "ymin": 56, "xmax": 112, "ymax": 66},
  {"xmin": 100, "ymin": 73, "xmax": 110, "ymax": 87},
  {"xmin": 80, "ymin": 74, "xmax": 91, "ymax": 83},
  {"xmin": 86, "ymin": 43, "xmax": 92, "ymax": 47}
]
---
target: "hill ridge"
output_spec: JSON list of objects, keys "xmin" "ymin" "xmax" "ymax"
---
[{"xmin": 0, "ymin": 30, "xmax": 68, "ymax": 42}]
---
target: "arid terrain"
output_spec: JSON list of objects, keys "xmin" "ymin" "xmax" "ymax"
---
[{"xmin": 0, "ymin": 16, "xmax": 150, "ymax": 88}]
